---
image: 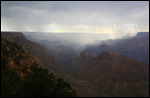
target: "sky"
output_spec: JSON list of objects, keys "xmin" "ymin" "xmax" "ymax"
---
[{"xmin": 1, "ymin": 1, "xmax": 149, "ymax": 38}]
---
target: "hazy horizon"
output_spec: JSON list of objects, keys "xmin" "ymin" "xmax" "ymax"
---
[{"xmin": 2, "ymin": 31, "xmax": 148, "ymax": 51}]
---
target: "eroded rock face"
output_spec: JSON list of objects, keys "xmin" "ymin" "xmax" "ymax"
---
[
  {"xmin": 84, "ymin": 32, "xmax": 149, "ymax": 64},
  {"xmin": 1, "ymin": 32, "xmax": 69, "ymax": 73},
  {"xmin": 77, "ymin": 51, "xmax": 149, "ymax": 97}
]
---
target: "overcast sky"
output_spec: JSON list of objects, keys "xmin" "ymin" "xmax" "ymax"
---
[{"xmin": 1, "ymin": 1, "xmax": 149, "ymax": 38}]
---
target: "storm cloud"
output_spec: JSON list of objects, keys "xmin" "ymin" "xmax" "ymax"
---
[{"xmin": 1, "ymin": 1, "xmax": 149, "ymax": 38}]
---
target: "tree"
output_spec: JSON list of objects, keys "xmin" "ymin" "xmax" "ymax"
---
[{"xmin": 1, "ymin": 40, "xmax": 77, "ymax": 97}]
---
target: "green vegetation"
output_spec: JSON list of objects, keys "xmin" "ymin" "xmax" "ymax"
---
[{"xmin": 1, "ymin": 39, "xmax": 77, "ymax": 97}]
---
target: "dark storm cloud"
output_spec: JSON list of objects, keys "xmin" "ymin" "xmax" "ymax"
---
[{"xmin": 1, "ymin": 1, "xmax": 149, "ymax": 36}]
